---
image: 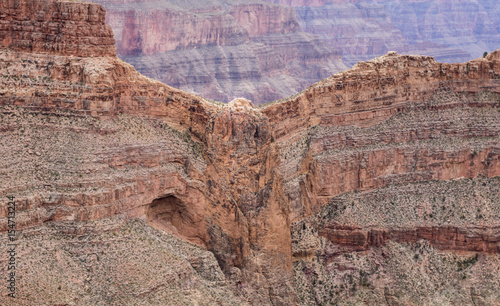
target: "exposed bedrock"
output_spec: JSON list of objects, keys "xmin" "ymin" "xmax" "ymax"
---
[{"xmin": 0, "ymin": 0, "xmax": 116, "ymax": 57}]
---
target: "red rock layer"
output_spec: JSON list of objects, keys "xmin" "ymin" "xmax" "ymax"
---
[{"xmin": 319, "ymin": 225, "xmax": 500, "ymax": 253}]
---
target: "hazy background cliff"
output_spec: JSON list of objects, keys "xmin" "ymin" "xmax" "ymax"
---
[
  {"xmin": 271, "ymin": 0, "xmax": 500, "ymax": 65},
  {"xmin": 90, "ymin": 0, "xmax": 500, "ymax": 104},
  {"xmin": 89, "ymin": 0, "xmax": 346, "ymax": 104}
]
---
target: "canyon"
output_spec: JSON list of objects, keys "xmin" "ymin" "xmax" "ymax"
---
[
  {"xmin": 90, "ymin": 0, "xmax": 500, "ymax": 104},
  {"xmin": 0, "ymin": 0, "xmax": 499, "ymax": 305}
]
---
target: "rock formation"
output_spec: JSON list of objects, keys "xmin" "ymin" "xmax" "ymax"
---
[
  {"xmin": 0, "ymin": 0, "xmax": 499, "ymax": 304},
  {"xmin": 0, "ymin": 0, "xmax": 116, "ymax": 57}
]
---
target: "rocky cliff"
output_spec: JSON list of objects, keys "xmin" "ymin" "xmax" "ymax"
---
[
  {"xmin": 0, "ymin": 0, "xmax": 116, "ymax": 57},
  {"xmin": 269, "ymin": 0, "xmax": 500, "ymax": 66},
  {"xmin": 1, "ymin": 0, "xmax": 500, "ymax": 305},
  {"xmin": 89, "ymin": 0, "xmax": 346, "ymax": 104}
]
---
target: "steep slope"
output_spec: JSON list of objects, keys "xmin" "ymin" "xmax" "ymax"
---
[
  {"xmin": 90, "ymin": 0, "xmax": 346, "ymax": 104},
  {"xmin": 2, "ymin": 217, "xmax": 243, "ymax": 305},
  {"xmin": 1, "ymin": 0, "xmax": 500, "ymax": 305}
]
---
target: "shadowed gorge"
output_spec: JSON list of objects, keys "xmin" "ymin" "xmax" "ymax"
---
[{"xmin": 0, "ymin": 0, "xmax": 499, "ymax": 304}]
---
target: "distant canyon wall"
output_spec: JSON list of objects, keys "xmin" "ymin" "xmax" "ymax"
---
[
  {"xmin": 267, "ymin": 0, "xmax": 500, "ymax": 64},
  {"xmin": 91, "ymin": 0, "xmax": 346, "ymax": 104},
  {"xmin": 91, "ymin": 0, "xmax": 500, "ymax": 104}
]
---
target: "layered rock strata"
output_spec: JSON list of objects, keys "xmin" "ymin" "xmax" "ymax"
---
[
  {"xmin": 319, "ymin": 225, "xmax": 500, "ymax": 253},
  {"xmin": 0, "ymin": 0, "xmax": 116, "ymax": 57},
  {"xmin": 0, "ymin": 0, "xmax": 500, "ymax": 304},
  {"xmin": 268, "ymin": 0, "xmax": 500, "ymax": 65},
  {"xmin": 90, "ymin": 0, "xmax": 346, "ymax": 104}
]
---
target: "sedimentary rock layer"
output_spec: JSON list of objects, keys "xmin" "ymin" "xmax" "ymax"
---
[
  {"xmin": 0, "ymin": 0, "xmax": 116, "ymax": 57},
  {"xmin": 319, "ymin": 225, "xmax": 500, "ymax": 253}
]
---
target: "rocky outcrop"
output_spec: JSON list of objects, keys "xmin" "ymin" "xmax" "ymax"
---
[
  {"xmin": 0, "ymin": 1, "xmax": 500, "ymax": 304},
  {"xmin": 263, "ymin": 50, "xmax": 500, "ymax": 140},
  {"xmin": 0, "ymin": 0, "xmax": 116, "ymax": 57}
]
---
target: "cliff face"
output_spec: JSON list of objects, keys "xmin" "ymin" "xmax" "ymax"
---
[
  {"xmin": 271, "ymin": 0, "xmax": 500, "ymax": 65},
  {"xmin": 0, "ymin": 0, "xmax": 116, "ymax": 57},
  {"xmin": 89, "ymin": 0, "xmax": 346, "ymax": 104},
  {"xmin": 1, "ymin": 1, "xmax": 500, "ymax": 305},
  {"xmin": 113, "ymin": 2, "xmax": 298, "ymax": 55},
  {"xmin": 266, "ymin": 49, "xmax": 500, "ymax": 303}
]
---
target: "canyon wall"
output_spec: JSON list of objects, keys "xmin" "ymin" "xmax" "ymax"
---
[
  {"xmin": 0, "ymin": 0, "xmax": 116, "ymax": 57},
  {"xmin": 92, "ymin": 0, "xmax": 500, "ymax": 104},
  {"xmin": 90, "ymin": 0, "xmax": 346, "ymax": 104},
  {"xmin": 263, "ymin": 48, "xmax": 500, "ymax": 304},
  {"xmin": 269, "ymin": 0, "xmax": 500, "ymax": 65},
  {"xmin": 0, "ymin": 0, "xmax": 499, "ymax": 304}
]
